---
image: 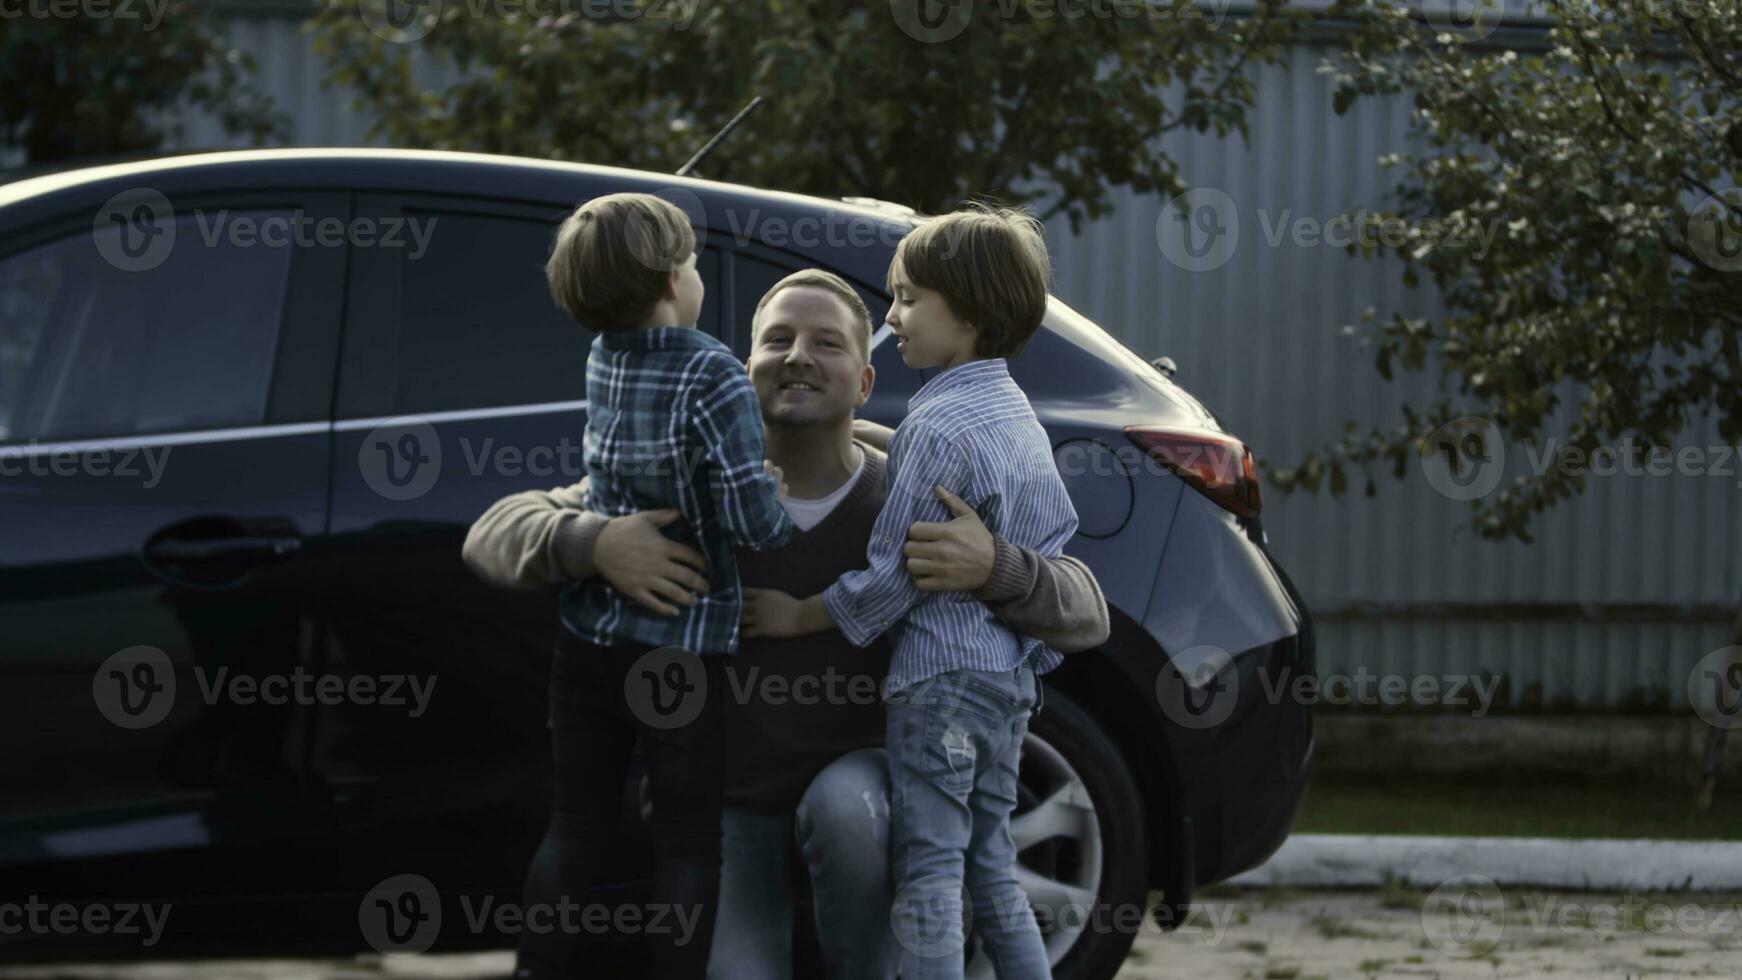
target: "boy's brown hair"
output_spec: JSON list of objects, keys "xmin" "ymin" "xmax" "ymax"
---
[
  {"xmin": 751, "ymin": 269, "xmax": 875, "ymax": 363},
  {"xmin": 889, "ymin": 203, "xmax": 1051, "ymax": 358},
  {"xmin": 546, "ymin": 192, "xmax": 696, "ymax": 331}
]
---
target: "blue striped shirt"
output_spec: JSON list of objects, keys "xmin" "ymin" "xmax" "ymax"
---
[
  {"xmin": 822, "ymin": 358, "xmax": 1078, "ymax": 696},
  {"xmin": 559, "ymin": 326, "xmax": 795, "ymax": 655}
]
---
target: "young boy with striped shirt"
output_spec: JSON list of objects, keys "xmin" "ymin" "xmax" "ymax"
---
[{"xmin": 743, "ymin": 205, "xmax": 1074, "ymax": 979}]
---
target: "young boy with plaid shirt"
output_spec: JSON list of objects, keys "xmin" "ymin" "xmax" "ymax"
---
[
  {"xmin": 516, "ymin": 192, "xmax": 794, "ymax": 980},
  {"xmin": 744, "ymin": 205, "xmax": 1073, "ymax": 979}
]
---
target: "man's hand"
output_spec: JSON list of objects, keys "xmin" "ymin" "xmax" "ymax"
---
[
  {"xmin": 741, "ymin": 587, "xmax": 806, "ymax": 638},
  {"xmin": 852, "ymin": 419, "xmax": 895, "ymax": 452},
  {"xmin": 904, "ymin": 485, "xmax": 996, "ymax": 593},
  {"xmin": 594, "ymin": 509, "xmax": 710, "ymax": 617}
]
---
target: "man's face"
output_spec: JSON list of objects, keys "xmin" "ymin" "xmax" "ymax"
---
[
  {"xmin": 748, "ymin": 286, "xmax": 873, "ymax": 429},
  {"xmin": 885, "ymin": 266, "xmax": 978, "ymax": 371}
]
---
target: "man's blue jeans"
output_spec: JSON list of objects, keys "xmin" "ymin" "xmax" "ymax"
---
[
  {"xmin": 886, "ymin": 666, "xmax": 1049, "ymax": 980},
  {"xmin": 705, "ymin": 748, "xmax": 897, "ymax": 980}
]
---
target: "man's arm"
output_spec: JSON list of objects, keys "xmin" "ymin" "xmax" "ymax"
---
[
  {"xmin": 977, "ymin": 543, "xmax": 1110, "ymax": 654},
  {"xmin": 462, "ymin": 479, "xmax": 711, "ymax": 615},
  {"xmin": 904, "ymin": 485, "xmax": 1110, "ymax": 653},
  {"xmin": 461, "ymin": 479, "xmax": 603, "ymax": 589}
]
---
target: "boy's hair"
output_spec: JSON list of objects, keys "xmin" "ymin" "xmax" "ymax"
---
[
  {"xmin": 889, "ymin": 203, "xmax": 1051, "ymax": 359},
  {"xmin": 751, "ymin": 269, "xmax": 875, "ymax": 363},
  {"xmin": 547, "ymin": 192, "xmax": 696, "ymax": 331}
]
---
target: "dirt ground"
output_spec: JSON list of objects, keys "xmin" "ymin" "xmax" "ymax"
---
[{"xmin": 3, "ymin": 887, "xmax": 1739, "ymax": 979}]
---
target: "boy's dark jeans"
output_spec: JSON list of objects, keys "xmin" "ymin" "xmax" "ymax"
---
[{"xmin": 516, "ymin": 632, "xmax": 726, "ymax": 980}]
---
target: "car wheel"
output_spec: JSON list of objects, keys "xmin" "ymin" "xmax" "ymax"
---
[{"xmin": 965, "ymin": 686, "xmax": 1149, "ymax": 980}]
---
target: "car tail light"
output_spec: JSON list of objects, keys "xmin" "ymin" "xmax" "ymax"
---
[{"xmin": 1124, "ymin": 426, "xmax": 1262, "ymax": 519}]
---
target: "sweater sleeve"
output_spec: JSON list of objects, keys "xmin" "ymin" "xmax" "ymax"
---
[
  {"xmin": 461, "ymin": 477, "xmax": 607, "ymax": 589},
  {"xmin": 974, "ymin": 537, "xmax": 1111, "ymax": 654}
]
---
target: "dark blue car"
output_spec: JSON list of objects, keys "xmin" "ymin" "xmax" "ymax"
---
[{"xmin": 0, "ymin": 149, "xmax": 1313, "ymax": 979}]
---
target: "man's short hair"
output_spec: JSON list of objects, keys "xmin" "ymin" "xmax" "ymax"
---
[
  {"xmin": 751, "ymin": 269, "xmax": 875, "ymax": 363},
  {"xmin": 546, "ymin": 192, "xmax": 696, "ymax": 331},
  {"xmin": 889, "ymin": 203, "xmax": 1051, "ymax": 359}
]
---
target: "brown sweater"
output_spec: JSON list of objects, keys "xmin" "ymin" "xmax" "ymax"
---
[{"xmin": 462, "ymin": 440, "xmax": 1110, "ymax": 810}]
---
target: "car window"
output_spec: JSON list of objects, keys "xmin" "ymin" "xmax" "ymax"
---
[
  {"xmin": 385, "ymin": 209, "xmax": 588, "ymax": 416},
  {"xmin": 0, "ymin": 212, "xmax": 291, "ymax": 444}
]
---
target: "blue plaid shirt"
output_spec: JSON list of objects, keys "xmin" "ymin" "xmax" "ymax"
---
[
  {"xmin": 559, "ymin": 327, "xmax": 795, "ymax": 655},
  {"xmin": 822, "ymin": 358, "xmax": 1078, "ymax": 696}
]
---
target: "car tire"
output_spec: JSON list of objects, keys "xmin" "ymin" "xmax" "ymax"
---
[{"xmin": 965, "ymin": 685, "xmax": 1150, "ymax": 980}]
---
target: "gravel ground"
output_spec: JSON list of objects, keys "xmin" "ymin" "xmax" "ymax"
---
[{"xmin": 3, "ymin": 887, "xmax": 1740, "ymax": 979}]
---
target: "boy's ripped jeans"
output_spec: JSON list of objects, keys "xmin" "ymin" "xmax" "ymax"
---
[{"xmin": 885, "ymin": 665, "xmax": 1051, "ymax": 980}]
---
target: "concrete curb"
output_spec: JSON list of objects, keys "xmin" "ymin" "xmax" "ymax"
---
[{"xmin": 1226, "ymin": 834, "xmax": 1742, "ymax": 891}]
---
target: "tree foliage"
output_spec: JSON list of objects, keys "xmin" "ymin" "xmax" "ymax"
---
[
  {"xmin": 1271, "ymin": 0, "xmax": 1742, "ymax": 542},
  {"xmin": 314, "ymin": 0, "xmax": 1304, "ymax": 228},
  {"xmin": 0, "ymin": 1, "xmax": 282, "ymax": 167}
]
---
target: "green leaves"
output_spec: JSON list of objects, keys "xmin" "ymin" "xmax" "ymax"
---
[
  {"xmin": 1279, "ymin": 0, "xmax": 1742, "ymax": 541},
  {"xmin": 313, "ymin": 0, "xmax": 1306, "ymax": 225}
]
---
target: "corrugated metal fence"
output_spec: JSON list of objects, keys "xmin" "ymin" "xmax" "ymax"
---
[{"xmin": 145, "ymin": 4, "xmax": 1740, "ymax": 710}]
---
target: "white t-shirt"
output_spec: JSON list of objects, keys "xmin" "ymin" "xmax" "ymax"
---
[{"xmin": 780, "ymin": 446, "xmax": 866, "ymax": 532}]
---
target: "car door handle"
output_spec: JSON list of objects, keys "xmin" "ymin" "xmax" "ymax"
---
[
  {"xmin": 142, "ymin": 515, "xmax": 304, "ymax": 587},
  {"xmin": 144, "ymin": 536, "xmax": 302, "ymax": 563}
]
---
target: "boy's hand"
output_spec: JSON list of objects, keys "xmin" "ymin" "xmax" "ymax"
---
[
  {"xmin": 741, "ymin": 587, "xmax": 805, "ymax": 638},
  {"xmin": 904, "ymin": 485, "xmax": 996, "ymax": 592},
  {"xmin": 763, "ymin": 460, "xmax": 789, "ymax": 501},
  {"xmin": 852, "ymin": 418, "xmax": 895, "ymax": 452}
]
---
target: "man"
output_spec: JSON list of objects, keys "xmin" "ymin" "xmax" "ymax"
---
[{"xmin": 463, "ymin": 269, "xmax": 1108, "ymax": 979}]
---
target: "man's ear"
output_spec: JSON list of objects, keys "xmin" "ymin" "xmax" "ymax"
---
[{"xmin": 857, "ymin": 363, "xmax": 875, "ymax": 407}]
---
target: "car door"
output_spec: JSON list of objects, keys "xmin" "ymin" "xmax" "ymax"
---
[
  {"xmin": 0, "ymin": 191, "xmax": 346, "ymax": 908},
  {"xmin": 311, "ymin": 191, "xmax": 725, "ymax": 891}
]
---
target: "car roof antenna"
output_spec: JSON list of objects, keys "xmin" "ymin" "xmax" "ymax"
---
[{"xmin": 675, "ymin": 96, "xmax": 764, "ymax": 178}]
